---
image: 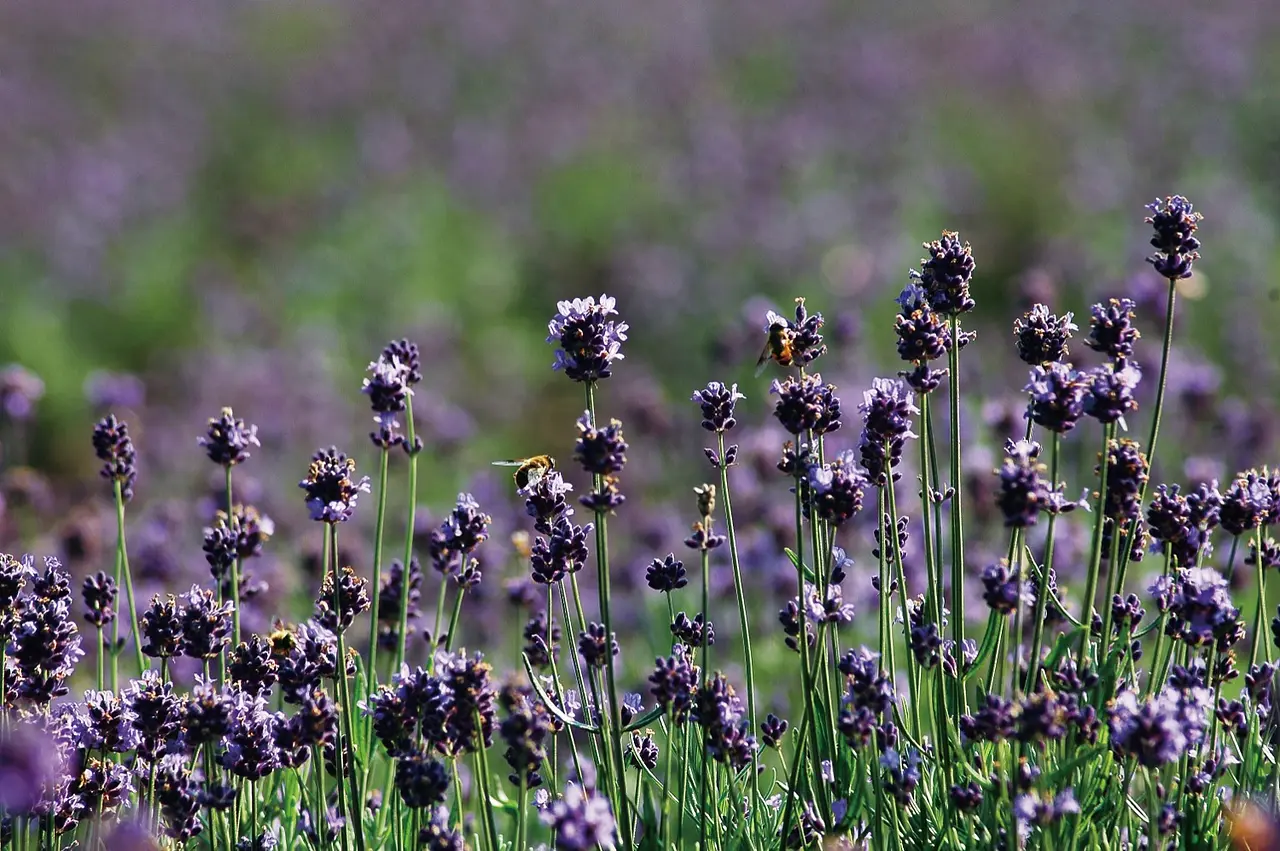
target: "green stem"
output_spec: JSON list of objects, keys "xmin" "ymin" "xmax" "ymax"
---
[
  {"xmin": 699, "ymin": 544, "xmax": 711, "ymax": 851},
  {"xmin": 585, "ymin": 380, "xmax": 632, "ymax": 849},
  {"xmin": 1024, "ymin": 431, "xmax": 1062, "ymax": 692},
  {"xmin": 716, "ymin": 431, "xmax": 760, "ymax": 819},
  {"xmin": 326, "ymin": 525, "xmax": 357, "ymax": 851},
  {"xmin": 885, "ymin": 462, "xmax": 922, "ymax": 739},
  {"xmin": 225, "ymin": 466, "xmax": 241, "ymax": 649},
  {"xmin": 1077, "ymin": 423, "xmax": 1115, "ymax": 668},
  {"xmin": 365, "ymin": 447, "xmax": 390, "ymax": 714},
  {"xmin": 112, "ymin": 479, "xmax": 146, "ymax": 676},
  {"xmin": 473, "ymin": 715, "xmax": 501, "ymax": 851},
  {"xmin": 947, "ymin": 315, "xmax": 968, "ymax": 715},
  {"xmin": 395, "ymin": 407, "xmax": 419, "ymax": 671},
  {"xmin": 1252, "ymin": 523, "xmax": 1269, "ymax": 667}
]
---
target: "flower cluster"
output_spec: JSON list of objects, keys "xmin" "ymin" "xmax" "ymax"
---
[{"xmin": 547, "ymin": 294, "xmax": 629, "ymax": 382}]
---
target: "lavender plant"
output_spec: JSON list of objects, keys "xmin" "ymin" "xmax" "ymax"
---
[{"xmin": 5, "ymin": 194, "xmax": 1280, "ymax": 851}]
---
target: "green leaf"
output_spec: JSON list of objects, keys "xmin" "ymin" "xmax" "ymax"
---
[
  {"xmin": 623, "ymin": 704, "xmax": 666, "ymax": 732},
  {"xmin": 521, "ymin": 653, "xmax": 601, "ymax": 734},
  {"xmin": 784, "ymin": 548, "xmax": 819, "ymax": 583}
]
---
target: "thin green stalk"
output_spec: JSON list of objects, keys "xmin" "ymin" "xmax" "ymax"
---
[
  {"xmin": 473, "ymin": 714, "xmax": 501, "ymax": 851},
  {"xmin": 325, "ymin": 526, "xmax": 355, "ymax": 851},
  {"xmin": 1252, "ymin": 523, "xmax": 1269, "ymax": 666},
  {"xmin": 661, "ymin": 725, "xmax": 675, "ymax": 850},
  {"xmin": 584, "ymin": 380, "xmax": 632, "ymax": 849},
  {"xmin": 225, "ymin": 466, "xmax": 241, "ymax": 648},
  {"xmin": 884, "ymin": 462, "xmax": 922, "ymax": 739},
  {"xmin": 716, "ymin": 431, "xmax": 760, "ymax": 818},
  {"xmin": 561, "ymin": 579, "xmax": 605, "ymax": 776},
  {"xmin": 1008, "ymin": 530, "xmax": 1026, "ymax": 699},
  {"xmin": 110, "ymin": 480, "xmax": 146, "ymax": 677},
  {"xmin": 1025, "ymin": 432, "xmax": 1062, "ymax": 692},
  {"xmin": 395, "ymin": 407, "xmax": 420, "ymax": 671},
  {"xmin": 947, "ymin": 315, "xmax": 968, "ymax": 714},
  {"xmin": 699, "ymin": 544, "xmax": 710, "ymax": 851},
  {"xmin": 516, "ymin": 773, "xmax": 528, "ymax": 851},
  {"xmin": 365, "ymin": 447, "xmax": 390, "ymax": 713},
  {"xmin": 1077, "ymin": 423, "xmax": 1115, "ymax": 667}
]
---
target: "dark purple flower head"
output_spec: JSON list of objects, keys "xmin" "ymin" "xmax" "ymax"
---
[
  {"xmin": 1221, "ymin": 469, "xmax": 1273, "ymax": 537},
  {"xmin": 1155, "ymin": 567, "xmax": 1242, "ymax": 648},
  {"xmin": 530, "ymin": 515, "xmax": 593, "ymax": 585},
  {"xmin": 911, "ymin": 231, "xmax": 976, "ymax": 316},
  {"xmin": 395, "ymin": 749, "xmax": 451, "ymax": 809},
  {"xmin": 198, "ymin": 407, "xmax": 259, "ymax": 468},
  {"xmin": 996, "ymin": 439, "xmax": 1051, "ymax": 529},
  {"xmin": 184, "ymin": 675, "xmax": 232, "ymax": 747},
  {"xmin": 1248, "ymin": 536, "xmax": 1280, "ymax": 573},
  {"xmin": 1101, "ymin": 439, "xmax": 1150, "ymax": 559},
  {"xmin": 1145, "ymin": 196, "xmax": 1203, "ymax": 280},
  {"xmin": 574, "ymin": 411, "xmax": 627, "ymax": 476},
  {"xmin": 858, "ymin": 377, "xmax": 918, "ymax": 485},
  {"xmin": 0, "ymin": 552, "xmax": 27, "ymax": 613},
  {"xmin": 649, "ymin": 645, "xmax": 698, "ymax": 723},
  {"xmin": 981, "ymin": 560, "xmax": 1026, "ymax": 616},
  {"xmin": 314, "ymin": 565, "xmax": 371, "ymax": 634},
  {"xmin": 499, "ymin": 685, "xmax": 556, "ymax": 787},
  {"xmin": 694, "ymin": 674, "xmax": 757, "ymax": 769},
  {"xmin": 277, "ymin": 621, "xmax": 342, "ymax": 703},
  {"xmin": 1014, "ymin": 304, "xmax": 1077, "ymax": 366},
  {"xmin": 228, "ymin": 634, "xmax": 278, "ymax": 697},
  {"xmin": 960, "ymin": 694, "xmax": 1016, "ymax": 743},
  {"xmin": 761, "ymin": 713, "xmax": 789, "ymax": 749},
  {"xmin": 1085, "ymin": 298, "xmax": 1141, "ymax": 363},
  {"xmin": 1082, "ymin": 361, "xmax": 1141, "ymax": 425},
  {"xmin": 299, "ymin": 448, "xmax": 370, "ymax": 524},
  {"xmin": 10, "ymin": 561, "xmax": 84, "ymax": 704},
  {"xmin": 362, "ymin": 351, "xmax": 412, "ymax": 416},
  {"xmin": 577, "ymin": 622, "xmax": 618, "ymax": 668},
  {"xmin": 81, "ymin": 571, "xmax": 117, "ymax": 628},
  {"xmin": 219, "ymin": 690, "xmax": 280, "ymax": 781},
  {"xmin": 75, "ymin": 689, "xmax": 141, "ymax": 753},
  {"xmin": 377, "ymin": 557, "xmax": 423, "ymax": 649},
  {"xmin": 178, "ymin": 584, "xmax": 233, "ymax": 660},
  {"xmin": 691, "ymin": 381, "xmax": 745, "ymax": 433},
  {"xmin": 547, "ymin": 295, "xmax": 629, "ymax": 383},
  {"xmin": 124, "ymin": 668, "xmax": 184, "ymax": 760},
  {"xmin": 645, "ymin": 553, "xmax": 687, "ymax": 593},
  {"xmin": 541, "ymin": 784, "xmax": 617, "ymax": 851},
  {"xmin": 1024, "ymin": 363, "xmax": 1086, "ymax": 434},
  {"xmin": 429, "ymin": 493, "xmax": 492, "ymax": 575},
  {"xmin": 770, "ymin": 373, "xmax": 842, "ymax": 436},
  {"xmin": 788, "ymin": 297, "xmax": 827, "ymax": 367},
  {"xmin": 141, "ymin": 593, "xmax": 184, "ymax": 660},
  {"xmin": 524, "ymin": 471, "xmax": 575, "ymax": 534},
  {"xmin": 671, "ymin": 611, "xmax": 714, "ymax": 650},
  {"xmin": 805, "ymin": 451, "xmax": 867, "ymax": 526},
  {"xmin": 1013, "ymin": 790, "xmax": 1080, "ymax": 837},
  {"xmin": 419, "ymin": 805, "xmax": 463, "ymax": 851},
  {"xmin": 202, "ymin": 522, "xmax": 238, "ymax": 582},
  {"xmin": 894, "ymin": 283, "xmax": 952, "ymax": 366},
  {"xmin": 1108, "ymin": 685, "xmax": 1211, "ymax": 767},
  {"xmin": 381, "ymin": 339, "xmax": 422, "ymax": 387},
  {"xmin": 92, "ymin": 414, "xmax": 137, "ymax": 501},
  {"xmin": 522, "ymin": 611, "xmax": 560, "ymax": 669}
]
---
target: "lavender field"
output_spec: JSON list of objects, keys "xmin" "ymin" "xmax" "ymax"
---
[{"xmin": 2, "ymin": 2, "xmax": 1280, "ymax": 850}]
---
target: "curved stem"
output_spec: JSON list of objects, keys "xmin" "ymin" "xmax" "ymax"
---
[
  {"xmin": 947, "ymin": 315, "xmax": 968, "ymax": 714},
  {"xmin": 1077, "ymin": 423, "xmax": 1115, "ymax": 668},
  {"xmin": 365, "ymin": 448, "xmax": 390, "ymax": 705},
  {"xmin": 113, "ymin": 480, "xmax": 146, "ymax": 676},
  {"xmin": 1024, "ymin": 431, "xmax": 1062, "ymax": 692},
  {"xmin": 395, "ymin": 407, "xmax": 419, "ymax": 671}
]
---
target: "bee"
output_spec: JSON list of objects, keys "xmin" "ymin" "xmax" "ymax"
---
[
  {"xmin": 1228, "ymin": 800, "xmax": 1280, "ymax": 851},
  {"xmin": 754, "ymin": 310, "xmax": 796, "ymax": 377},
  {"xmin": 492, "ymin": 455, "xmax": 557, "ymax": 490},
  {"xmin": 268, "ymin": 623, "xmax": 296, "ymax": 659}
]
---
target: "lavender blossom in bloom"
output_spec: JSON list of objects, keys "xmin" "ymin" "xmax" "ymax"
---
[
  {"xmin": 184, "ymin": 676, "xmax": 232, "ymax": 747},
  {"xmin": 574, "ymin": 411, "xmax": 627, "ymax": 475},
  {"xmin": 996, "ymin": 440, "xmax": 1051, "ymax": 529},
  {"xmin": 76, "ymin": 689, "xmax": 141, "ymax": 753},
  {"xmin": 1082, "ymin": 361, "xmax": 1142, "ymax": 425},
  {"xmin": 229, "ymin": 635, "xmax": 278, "ymax": 697},
  {"xmin": 770, "ymin": 373, "xmax": 842, "ymax": 436},
  {"xmin": 1013, "ymin": 790, "xmax": 1081, "ymax": 838},
  {"xmin": 981, "ymin": 560, "xmax": 1027, "ymax": 616},
  {"xmin": 428, "ymin": 493, "xmax": 492, "ymax": 575},
  {"xmin": 1155, "ymin": 567, "xmax": 1243, "ymax": 648},
  {"xmin": 541, "ymin": 784, "xmax": 617, "ymax": 851},
  {"xmin": 314, "ymin": 565, "xmax": 371, "ymax": 634},
  {"xmin": 124, "ymin": 669, "xmax": 183, "ymax": 760},
  {"xmin": 671, "ymin": 612, "xmax": 714, "ymax": 650},
  {"xmin": 761, "ymin": 714, "xmax": 789, "ymax": 749},
  {"xmin": 1148, "ymin": 482, "xmax": 1221, "ymax": 567},
  {"xmin": 894, "ymin": 283, "xmax": 951, "ymax": 393},
  {"xmin": 530, "ymin": 516, "xmax": 593, "ymax": 584},
  {"xmin": 435, "ymin": 650, "xmax": 496, "ymax": 755},
  {"xmin": 499, "ymin": 686, "xmax": 555, "ymax": 787},
  {"xmin": 198, "ymin": 407, "xmax": 259, "ymax": 467},
  {"xmin": 1014, "ymin": 304, "xmax": 1077, "ymax": 366},
  {"xmin": 578, "ymin": 622, "xmax": 618, "ymax": 668},
  {"xmin": 1025, "ymin": 363, "xmax": 1086, "ymax": 434},
  {"xmin": 81, "ymin": 571, "xmax": 117, "ymax": 628},
  {"xmin": 395, "ymin": 749, "xmax": 451, "ymax": 809},
  {"xmin": 547, "ymin": 295, "xmax": 629, "ymax": 383},
  {"xmin": 805, "ymin": 451, "xmax": 867, "ymax": 526},
  {"xmin": 140, "ymin": 594, "xmax": 183, "ymax": 659},
  {"xmin": 645, "ymin": 553, "xmax": 687, "ymax": 593},
  {"xmin": 857, "ymin": 377, "xmax": 918, "ymax": 485},
  {"xmin": 1101, "ymin": 439, "xmax": 1150, "ymax": 562},
  {"xmin": 787, "ymin": 297, "xmax": 827, "ymax": 366},
  {"xmin": 911, "ymin": 231, "xmax": 976, "ymax": 316},
  {"xmin": 178, "ymin": 584, "xmax": 233, "ymax": 660},
  {"xmin": 1221, "ymin": 470, "xmax": 1272, "ymax": 537},
  {"xmin": 10, "ymin": 558, "xmax": 83, "ymax": 703},
  {"xmin": 649, "ymin": 645, "xmax": 698, "ymax": 723},
  {"xmin": 521, "ymin": 612, "xmax": 560, "ymax": 669},
  {"xmin": 1108, "ymin": 685, "xmax": 1211, "ymax": 767},
  {"xmin": 92, "ymin": 414, "xmax": 138, "ymax": 501},
  {"xmin": 1145, "ymin": 196, "xmax": 1203, "ymax": 280},
  {"xmin": 299, "ymin": 448, "xmax": 370, "ymax": 524},
  {"xmin": 0, "ymin": 365, "xmax": 43, "ymax": 421},
  {"xmin": 1086, "ymin": 298, "xmax": 1142, "ymax": 363},
  {"xmin": 363, "ymin": 345, "xmax": 415, "ymax": 450},
  {"xmin": 524, "ymin": 471, "xmax": 575, "ymax": 535},
  {"xmin": 220, "ymin": 690, "xmax": 280, "ymax": 781},
  {"xmin": 691, "ymin": 381, "xmax": 744, "ymax": 432},
  {"xmin": 418, "ymin": 805, "xmax": 463, "ymax": 851}
]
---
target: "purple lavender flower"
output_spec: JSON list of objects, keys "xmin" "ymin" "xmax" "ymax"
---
[
  {"xmin": 541, "ymin": 784, "xmax": 617, "ymax": 851},
  {"xmin": 650, "ymin": 645, "xmax": 698, "ymax": 723},
  {"xmin": 1013, "ymin": 789, "xmax": 1080, "ymax": 837},
  {"xmin": 1148, "ymin": 482, "xmax": 1220, "ymax": 567},
  {"xmin": 10, "ymin": 558, "xmax": 83, "ymax": 703},
  {"xmin": 92, "ymin": 414, "xmax": 138, "ymax": 501},
  {"xmin": 1085, "ymin": 298, "xmax": 1141, "ymax": 362},
  {"xmin": 377, "ymin": 557, "xmax": 423, "ymax": 650},
  {"xmin": 1145, "ymin": 196, "xmax": 1203, "ymax": 280},
  {"xmin": 363, "ymin": 345, "xmax": 414, "ymax": 450},
  {"xmin": 178, "ymin": 584, "xmax": 234, "ymax": 660},
  {"xmin": 692, "ymin": 381, "xmax": 744, "ymax": 432},
  {"xmin": 960, "ymin": 694, "xmax": 1016, "ymax": 743},
  {"xmin": 645, "ymin": 553, "xmax": 687, "ymax": 593},
  {"xmin": 198, "ymin": 407, "xmax": 259, "ymax": 467},
  {"xmin": 75, "ymin": 689, "xmax": 141, "ymax": 753},
  {"xmin": 547, "ymin": 295, "xmax": 629, "ymax": 383},
  {"xmin": 299, "ymin": 447, "xmax": 370, "ymax": 524},
  {"xmin": 499, "ymin": 686, "xmax": 555, "ymax": 787},
  {"xmin": 671, "ymin": 611, "xmax": 714, "ymax": 650},
  {"xmin": 524, "ymin": 470, "xmax": 575, "ymax": 534},
  {"xmin": 81, "ymin": 571, "xmax": 117, "ymax": 628},
  {"xmin": 395, "ymin": 749, "xmax": 451, "ymax": 808},
  {"xmin": 761, "ymin": 713, "xmax": 789, "ymax": 749},
  {"xmin": 770, "ymin": 373, "xmax": 842, "ymax": 436},
  {"xmin": 1221, "ymin": 470, "xmax": 1272, "ymax": 537},
  {"xmin": 1014, "ymin": 304, "xmax": 1077, "ymax": 366},
  {"xmin": 139, "ymin": 594, "xmax": 183, "ymax": 659},
  {"xmin": 1101, "ymin": 439, "xmax": 1150, "ymax": 561},
  {"xmin": 124, "ymin": 669, "xmax": 184, "ymax": 760},
  {"xmin": 857, "ymin": 377, "xmax": 918, "ymax": 485},
  {"xmin": 435, "ymin": 650, "xmax": 496, "ymax": 755},
  {"xmin": 418, "ymin": 805, "xmax": 464, "ymax": 851},
  {"xmin": 895, "ymin": 283, "xmax": 952, "ymax": 370},
  {"xmin": 428, "ymin": 493, "xmax": 492, "ymax": 575},
  {"xmin": 578, "ymin": 622, "xmax": 618, "ymax": 668},
  {"xmin": 574, "ymin": 411, "xmax": 627, "ymax": 476},
  {"xmin": 1108, "ymin": 685, "xmax": 1211, "ymax": 767},
  {"xmin": 522, "ymin": 612, "xmax": 560, "ymax": 669},
  {"xmin": 1155, "ymin": 567, "xmax": 1243, "ymax": 648},
  {"xmin": 694, "ymin": 674, "xmax": 757, "ymax": 769},
  {"xmin": 219, "ymin": 690, "xmax": 280, "ymax": 781},
  {"xmin": 995, "ymin": 439, "xmax": 1052, "ymax": 528},
  {"xmin": 1024, "ymin": 362, "xmax": 1086, "ymax": 434},
  {"xmin": 314, "ymin": 564, "xmax": 371, "ymax": 634},
  {"xmin": 1082, "ymin": 361, "xmax": 1141, "ymax": 425},
  {"xmin": 184, "ymin": 675, "xmax": 232, "ymax": 747},
  {"xmin": 228, "ymin": 634, "xmax": 278, "ymax": 697},
  {"xmin": 981, "ymin": 560, "xmax": 1026, "ymax": 615},
  {"xmin": 911, "ymin": 231, "xmax": 976, "ymax": 316},
  {"xmin": 805, "ymin": 451, "xmax": 867, "ymax": 526},
  {"xmin": 530, "ymin": 515, "xmax": 593, "ymax": 585}
]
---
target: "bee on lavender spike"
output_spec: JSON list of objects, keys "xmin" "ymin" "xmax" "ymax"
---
[
  {"xmin": 755, "ymin": 311, "xmax": 797, "ymax": 377},
  {"xmin": 492, "ymin": 455, "xmax": 557, "ymax": 491}
]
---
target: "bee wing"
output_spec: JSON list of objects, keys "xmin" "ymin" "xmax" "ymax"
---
[
  {"xmin": 524, "ymin": 465, "xmax": 548, "ymax": 489},
  {"xmin": 754, "ymin": 341, "xmax": 774, "ymax": 378},
  {"xmin": 491, "ymin": 460, "xmax": 525, "ymax": 467}
]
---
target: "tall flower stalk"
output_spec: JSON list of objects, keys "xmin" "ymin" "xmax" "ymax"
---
[{"xmin": 93, "ymin": 415, "xmax": 146, "ymax": 681}]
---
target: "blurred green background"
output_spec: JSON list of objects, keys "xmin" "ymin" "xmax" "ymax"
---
[{"xmin": 2, "ymin": 0, "xmax": 1280, "ymax": 515}]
